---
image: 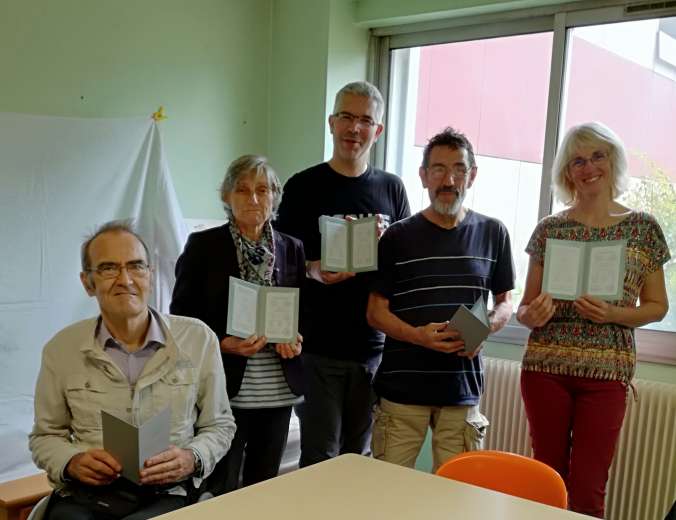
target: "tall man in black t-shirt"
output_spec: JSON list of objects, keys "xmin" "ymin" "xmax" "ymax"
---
[
  {"xmin": 366, "ymin": 127, "xmax": 514, "ymax": 471},
  {"xmin": 276, "ymin": 81, "xmax": 410, "ymax": 467}
]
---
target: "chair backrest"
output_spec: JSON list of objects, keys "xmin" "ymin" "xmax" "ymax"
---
[
  {"xmin": 435, "ymin": 450, "xmax": 567, "ymax": 509},
  {"xmin": 26, "ymin": 494, "xmax": 51, "ymax": 520}
]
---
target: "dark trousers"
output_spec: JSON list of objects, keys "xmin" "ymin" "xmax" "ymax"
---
[
  {"xmin": 47, "ymin": 490, "xmax": 186, "ymax": 520},
  {"xmin": 521, "ymin": 370, "xmax": 627, "ymax": 518},
  {"xmin": 298, "ymin": 352, "xmax": 378, "ymax": 468},
  {"xmin": 202, "ymin": 405, "xmax": 293, "ymax": 496}
]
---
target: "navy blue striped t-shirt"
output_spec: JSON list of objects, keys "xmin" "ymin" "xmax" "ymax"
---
[{"xmin": 371, "ymin": 210, "xmax": 514, "ymax": 406}]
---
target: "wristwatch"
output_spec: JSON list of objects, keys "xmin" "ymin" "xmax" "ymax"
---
[{"xmin": 191, "ymin": 449, "xmax": 204, "ymax": 478}]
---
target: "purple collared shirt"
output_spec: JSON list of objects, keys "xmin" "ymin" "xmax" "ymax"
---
[{"xmin": 97, "ymin": 311, "xmax": 166, "ymax": 386}]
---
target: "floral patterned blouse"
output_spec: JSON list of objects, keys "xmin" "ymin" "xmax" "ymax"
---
[{"xmin": 522, "ymin": 210, "xmax": 670, "ymax": 383}]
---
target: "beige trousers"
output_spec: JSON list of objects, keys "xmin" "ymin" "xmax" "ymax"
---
[{"xmin": 372, "ymin": 397, "xmax": 489, "ymax": 472}]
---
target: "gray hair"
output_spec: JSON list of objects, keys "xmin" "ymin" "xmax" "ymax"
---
[
  {"xmin": 552, "ymin": 122, "xmax": 629, "ymax": 205},
  {"xmin": 220, "ymin": 154, "xmax": 282, "ymax": 221},
  {"xmin": 81, "ymin": 219, "xmax": 150, "ymax": 272},
  {"xmin": 333, "ymin": 81, "xmax": 385, "ymax": 123},
  {"xmin": 421, "ymin": 127, "xmax": 476, "ymax": 169}
]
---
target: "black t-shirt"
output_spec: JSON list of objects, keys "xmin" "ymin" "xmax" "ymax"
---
[
  {"xmin": 275, "ymin": 162, "xmax": 410, "ymax": 363},
  {"xmin": 371, "ymin": 211, "xmax": 515, "ymax": 406}
]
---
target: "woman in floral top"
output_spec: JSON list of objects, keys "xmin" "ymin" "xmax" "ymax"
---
[{"xmin": 516, "ymin": 122, "xmax": 670, "ymax": 518}]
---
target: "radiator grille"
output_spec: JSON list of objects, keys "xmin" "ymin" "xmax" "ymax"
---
[{"xmin": 481, "ymin": 357, "xmax": 676, "ymax": 520}]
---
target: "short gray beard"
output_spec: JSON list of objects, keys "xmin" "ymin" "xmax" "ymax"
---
[{"xmin": 432, "ymin": 191, "xmax": 464, "ymax": 216}]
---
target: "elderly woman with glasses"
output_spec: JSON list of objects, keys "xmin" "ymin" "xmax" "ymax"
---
[
  {"xmin": 171, "ymin": 155, "xmax": 305, "ymax": 497},
  {"xmin": 516, "ymin": 122, "xmax": 670, "ymax": 518}
]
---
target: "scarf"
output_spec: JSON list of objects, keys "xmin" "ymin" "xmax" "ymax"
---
[{"xmin": 228, "ymin": 220, "xmax": 275, "ymax": 286}]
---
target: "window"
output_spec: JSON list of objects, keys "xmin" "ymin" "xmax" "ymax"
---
[
  {"xmin": 387, "ymin": 33, "xmax": 553, "ymax": 304},
  {"xmin": 657, "ymin": 18, "xmax": 676, "ymax": 71},
  {"xmin": 375, "ymin": 3, "xmax": 676, "ymax": 363},
  {"xmin": 559, "ymin": 19, "xmax": 676, "ymax": 333}
]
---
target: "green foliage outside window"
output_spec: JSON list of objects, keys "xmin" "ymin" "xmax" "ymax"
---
[{"xmin": 621, "ymin": 153, "xmax": 676, "ymax": 331}]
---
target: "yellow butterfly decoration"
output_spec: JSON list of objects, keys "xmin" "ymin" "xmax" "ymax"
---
[{"xmin": 151, "ymin": 106, "xmax": 167, "ymax": 121}]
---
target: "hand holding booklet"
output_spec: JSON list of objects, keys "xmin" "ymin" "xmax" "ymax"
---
[
  {"xmin": 226, "ymin": 276, "xmax": 300, "ymax": 344},
  {"xmin": 447, "ymin": 297, "xmax": 490, "ymax": 354},
  {"xmin": 319, "ymin": 215, "xmax": 378, "ymax": 272},
  {"xmin": 543, "ymin": 239, "xmax": 627, "ymax": 301},
  {"xmin": 101, "ymin": 407, "xmax": 170, "ymax": 485}
]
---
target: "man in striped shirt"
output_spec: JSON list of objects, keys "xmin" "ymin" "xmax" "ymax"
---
[{"xmin": 366, "ymin": 127, "xmax": 514, "ymax": 471}]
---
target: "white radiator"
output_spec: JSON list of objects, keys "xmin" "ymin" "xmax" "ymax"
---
[{"xmin": 481, "ymin": 357, "xmax": 676, "ymax": 520}]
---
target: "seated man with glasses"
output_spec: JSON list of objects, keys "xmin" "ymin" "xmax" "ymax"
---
[
  {"xmin": 366, "ymin": 127, "xmax": 515, "ymax": 471},
  {"xmin": 29, "ymin": 220, "xmax": 236, "ymax": 520}
]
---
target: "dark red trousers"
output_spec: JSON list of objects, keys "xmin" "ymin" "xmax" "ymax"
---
[{"xmin": 521, "ymin": 370, "xmax": 627, "ymax": 518}]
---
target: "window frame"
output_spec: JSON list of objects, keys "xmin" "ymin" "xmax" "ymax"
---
[{"xmin": 370, "ymin": 1, "xmax": 676, "ymax": 366}]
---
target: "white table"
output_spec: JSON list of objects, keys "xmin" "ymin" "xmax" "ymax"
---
[{"xmin": 157, "ymin": 454, "xmax": 593, "ymax": 519}]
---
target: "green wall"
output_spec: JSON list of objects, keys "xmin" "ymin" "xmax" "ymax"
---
[
  {"xmin": 2, "ymin": 0, "xmax": 673, "ymax": 384},
  {"xmin": 268, "ymin": 0, "xmax": 330, "ymax": 182},
  {"xmin": 324, "ymin": 0, "xmax": 370, "ymax": 160},
  {"xmin": 0, "ymin": 0, "xmax": 368, "ymax": 214},
  {"xmin": 0, "ymin": 0, "xmax": 272, "ymax": 219},
  {"xmin": 268, "ymin": 0, "xmax": 369, "ymax": 181}
]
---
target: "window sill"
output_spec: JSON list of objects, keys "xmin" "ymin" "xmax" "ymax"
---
[{"xmin": 488, "ymin": 317, "xmax": 676, "ymax": 367}]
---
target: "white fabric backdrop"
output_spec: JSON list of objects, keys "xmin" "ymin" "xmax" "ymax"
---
[{"xmin": 0, "ymin": 113, "xmax": 186, "ymax": 481}]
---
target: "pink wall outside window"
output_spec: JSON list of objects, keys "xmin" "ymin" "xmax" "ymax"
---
[{"xmin": 415, "ymin": 34, "xmax": 676, "ymax": 180}]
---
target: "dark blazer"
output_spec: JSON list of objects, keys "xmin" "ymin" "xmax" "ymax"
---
[{"xmin": 170, "ymin": 224, "xmax": 305, "ymax": 398}]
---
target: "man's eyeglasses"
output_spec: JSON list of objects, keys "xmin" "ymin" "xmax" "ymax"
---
[
  {"xmin": 87, "ymin": 261, "xmax": 150, "ymax": 279},
  {"xmin": 333, "ymin": 111, "xmax": 377, "ymax": 128},
  {"xmin": 568, "ymin": 151, "xmax": 609, "ymax": 172},
  {"xmin": 427, "ymin": 164, "xmax": 470, "ymax": 181}
]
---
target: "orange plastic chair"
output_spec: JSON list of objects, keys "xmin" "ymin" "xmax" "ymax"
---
[{"xmin": 435, "ymin": 450, "xmax": 567, "ymax": 508}]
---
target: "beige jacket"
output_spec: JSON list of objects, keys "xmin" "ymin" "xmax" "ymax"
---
[{"xmin": 29, "ymin": 312, "xmax": 236, "ymax": 489}]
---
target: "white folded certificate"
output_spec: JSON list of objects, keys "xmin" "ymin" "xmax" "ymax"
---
[
  {"xmin": 101, "ymin": 407, "xmax": 170, "ymax": 485},
  {"xmin": 319, "ymin": 216, "xmax": 378, "ymax": 272},
  {"xmin": 447, "ymin": 297, "xmax": 490, "ymax": 354},
  {"xmin": 543, "ymin": 239, "xmax": 627, "ymax": 301},
  {"xmin": 226, "ymin": 276, "xmax": 299, "ymax": 343}
]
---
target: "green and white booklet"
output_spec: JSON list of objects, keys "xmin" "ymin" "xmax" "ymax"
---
[
  {"xmin": 319, "ymin": 215, "xmax": 378, "ymax": 272},
  {"xmin": 543, "ymin": 239, "xmax": 627, "ymax": 301},
  {"xmin": 448, "ymin": 296, "xmax": 490, "ymax": 354},
  {"xmin": 226, "ymin": 276, "xmax": 299, "ymax": 344},
  {"xmin": 101, "ymin": 407, "xmax": 170, "ymax": 485}
]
